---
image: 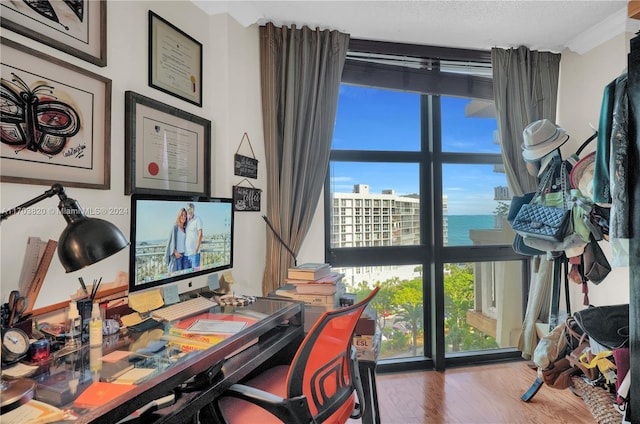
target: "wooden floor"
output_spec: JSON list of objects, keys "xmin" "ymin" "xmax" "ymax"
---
[{"xmin": 350, "ymin": 361, "xmax": 596, "ymax": 424}]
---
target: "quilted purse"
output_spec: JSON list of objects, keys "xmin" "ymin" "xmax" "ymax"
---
[
  {"xmin": 511, "ymin": 160, "xmax": 572, "ymax": 242},
  {"xmin": 511, "ymin": 203, "xmax": 571, "ymax": 241}
]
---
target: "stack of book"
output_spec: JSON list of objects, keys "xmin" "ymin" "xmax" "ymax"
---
[
  {"xmin": 276, "ymin": 263, "xmax": 345, "ymax": 305},
  {"xmin": 275, "ymin": 263, "xmax": 347, "ymax": 331}
]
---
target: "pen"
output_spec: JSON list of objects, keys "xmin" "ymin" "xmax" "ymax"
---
[
  {"xmin": 79, "ymin": 277, "xmax": 89, "ymax": 298},
  {"xmin": 91, "ymin": 277, "xmax": 103, "ymax": 302}
]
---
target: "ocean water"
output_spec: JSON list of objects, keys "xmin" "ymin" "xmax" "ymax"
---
[{"xmin": 445, "ymin": 215, "xmax": 496, "ymax": 246}]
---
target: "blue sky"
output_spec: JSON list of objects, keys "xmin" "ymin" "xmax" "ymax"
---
[
  {"xmin": 331, "ymin": 85, "xmax": 504, "ymax": 215},
  {"xmin": 135, "ymin": 199, "xmax": 232, "ymax": 242}
]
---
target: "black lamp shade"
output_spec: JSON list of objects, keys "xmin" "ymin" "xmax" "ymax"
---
[{"xmin": 58, "ymin": 216, "xmax": 129, "ymax": 273}]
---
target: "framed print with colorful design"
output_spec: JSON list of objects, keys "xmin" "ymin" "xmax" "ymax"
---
[
  {"xmin": 124, "ymin": 91, "xmax": 211, "ymax": 196},
  {"xmin": 0, "ymin": 38, "xmax": 111, "ymax": 189},
  {"xmin": 148, "ymin": 11, "xmax": 203, "ymax": 107},
  {"xmin": 0, "ymin": 0, "xmax": 107, "ymax": 67}
]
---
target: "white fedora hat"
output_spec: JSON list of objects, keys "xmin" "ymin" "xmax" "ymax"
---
[{"xmin": 521, "ymin": 119, "xmax": 570, "ymax": 162}]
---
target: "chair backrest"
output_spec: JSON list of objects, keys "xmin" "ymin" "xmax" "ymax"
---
[{"xmin": 286, "ymin": 286, "xmax": 379, "ymax": 422}]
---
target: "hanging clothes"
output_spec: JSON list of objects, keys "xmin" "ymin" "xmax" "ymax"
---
[{"xmin": 594, "ymin": 72, "xmax": 630, "ymax": 267}]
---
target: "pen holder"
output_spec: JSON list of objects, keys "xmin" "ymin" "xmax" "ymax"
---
[{"xmin": 76, "ymin": 299, "xmax": 93, "ymax": 341}]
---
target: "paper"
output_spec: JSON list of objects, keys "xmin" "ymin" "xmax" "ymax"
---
[
  {"xmin": 114, "ymin": 367, "xmax": 155, "ymax": 385},
  {"xmin": 163, "ymin": 285, "xmax": 180, "ymax": 305},
  {"xmin": 221, "ymin": 271, "xmax": 235, "ymax": 283},
  {"xmin": 1, "ymin": 362, "xmax": 39, "ymax": 378},
  {"xmin": 1, "ymin": 399, "xmax": 65, "ymax": 424},
  {"xmin": 101, "ymin": 350, "xmax": 132, "ymax": 363},
  {"xmin": 120, "ymin": 312, "xmax": 145, "ymax": 327},
  {"xmin": 207, "ymin": 273, "xmax": 219, "ymax": 290},
  {"xmin": 128, "ymin": 289, "xmax": 164, "ymax": 313},
  {"xmin": 186, "ymin": 319, "xmax": 246, "ymax": 334}
]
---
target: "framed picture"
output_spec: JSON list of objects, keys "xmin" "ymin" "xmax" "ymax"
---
[
  {"xmin": 233, "ymin": 184, "xmax": 262, "ymax": 212},
  {"xmin": 124, "ymin": 91, "xmax": 211, "ymax": 196},
  {"xmin": 148, "ymin": 11, "xmax": 203, "ymax": 107},
  {"xmin": 0, "ymin": 0, "xmax": 107, "ymax": 67},
  {"xmin": 0, "ymin": 38, "xmax": 111, "ymax": 189}
]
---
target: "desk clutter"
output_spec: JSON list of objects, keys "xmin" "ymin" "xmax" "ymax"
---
[{"xmin": 0, "ymin": 292, "xmax": 262, "ymax": 421}]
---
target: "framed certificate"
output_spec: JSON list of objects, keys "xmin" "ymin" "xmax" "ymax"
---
[
  {"xmin": 148, "ymin": 11, "xmax": 203, "ymax": 107},
  {"xmin": 124, "ymin": 91, "xmax": 211, "ymax": 196}
]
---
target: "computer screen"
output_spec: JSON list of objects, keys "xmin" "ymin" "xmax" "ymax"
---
[{"xmin": 129, "ymin": 193, "xmax": 234, "ymax": 293}]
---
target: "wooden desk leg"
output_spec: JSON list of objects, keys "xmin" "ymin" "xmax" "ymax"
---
[{"xmin": 359, "ymin": 361, "xmax": 381, "ymax": 424}]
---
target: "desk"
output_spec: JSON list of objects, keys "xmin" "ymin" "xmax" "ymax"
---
[{"xmin": 3, "ymin": 298, "xmax": 303, "ymax": 424}]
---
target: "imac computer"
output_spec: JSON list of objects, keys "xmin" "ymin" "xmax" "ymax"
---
[{"xmin": 129, "ymin": 193, "xmax": 234, "ymax": 294}]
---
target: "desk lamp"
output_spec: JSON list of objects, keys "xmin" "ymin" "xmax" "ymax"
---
[
  {"xmin": 1, "ymin": 184, "xmax": 129, "ymax": 412},
  {"xmin": 0, "ymin": 183, "xmax": 129, "ymax": 272}
]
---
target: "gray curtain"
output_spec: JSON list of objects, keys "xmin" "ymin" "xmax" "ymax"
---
[
  {"xmin": 259, "ymin": 23, "xmax": 349, "ymax": 295},
  {"xmin": 492, "ymin": 46, "xmax": 561, "ymax": 359}
]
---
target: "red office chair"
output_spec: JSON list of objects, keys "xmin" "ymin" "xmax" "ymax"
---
[{"xmin": 211, "ymin": 287, "xmax": 379, "ymax": 424}]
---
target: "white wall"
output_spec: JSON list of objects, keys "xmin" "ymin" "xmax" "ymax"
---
[
  {"xmin": 557, "ymin": 32, "xmax": 631, "ymax": 309},
  {"xmin": 0, "ymin": 1, "xmax": 266, "ymax": 310}
]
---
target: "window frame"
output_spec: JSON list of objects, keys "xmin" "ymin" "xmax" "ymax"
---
[{"xmin": 325, "ymin": 39, "xmax": 527, "ymax": 372}]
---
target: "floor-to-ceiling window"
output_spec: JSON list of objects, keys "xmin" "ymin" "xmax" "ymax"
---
[{"xmin": 325, "ymin": 40, "xmax": 528, "ymax": 371}]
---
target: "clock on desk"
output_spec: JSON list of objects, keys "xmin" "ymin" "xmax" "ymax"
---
[{"xmin": 1, "ymin": 327, "xmax": 30, "ymax": 365}]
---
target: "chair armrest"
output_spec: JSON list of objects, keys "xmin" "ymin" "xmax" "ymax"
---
[{"xmin": 216, "ymin": 383, "xmax": 315, "ymax": 424}]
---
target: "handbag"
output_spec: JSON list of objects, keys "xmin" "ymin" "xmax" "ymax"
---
[
  {"xmin": 582, "ymin": 234, "xmax": 611, "ymax": 284},
  {"xmin": 508, "ymin": 192, "xmax": 544, "ymax": 256},
  {"xmin": 512, "ymin": 234, "xmax": 545, "ymax": 256},
  {"xmin": 573, "ymin": 304, "xmax": 629, "ymax": 350},
  {"xmin": 511, "ymin": 203, "xmax": 571, "ymax": 241},
  {"xmin": 564, "ymin": 317, "xmax": 598, "ymax": 382},
  {"xmin": 511, "ymin": 161, "xmax": 572, "ymax": 242}
]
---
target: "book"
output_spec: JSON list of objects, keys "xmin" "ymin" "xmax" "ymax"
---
[
  {"xmin": 35, "ymin": 369, "xmax": 93, "ymax": 406},
  {"xmin": 285, "ymin": 271, "xmax": 344, "ymax": 286},
  {"xmin": 167, "ymin": 326, "xmax": 226, "ymax": 345},
  {"xmin": 162, "ymin": 334, "xmax": 214, "ymax": 352},
  {"xmin": 172, "ymin": 312, "xmax": 258, "ymax": 335},
  {"xmin": 73, "ymin": 382, "xmax": 136, "ymax": 409},
  {"xmin": 293, "ymin": 276, "xmax": 345, "ymax": 295},
  {"xmin": 287, "ymin": 263, "xmax": 331, "ymax": 280},
  {"xmin": 274, "ymin": 285, "xmax": 345, "ymax": 306},
  {"xmin": 275, "ymin": 288, "xmax": 335, "ymax": 304}
]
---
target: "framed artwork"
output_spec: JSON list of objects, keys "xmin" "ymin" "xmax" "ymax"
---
[
  {"xmin": 0, "ymin": 0, "xmax": 107, "ymax": 67},
  {"xmin": 0, "ymin": 38, "xmax": 111, "ymax": 189},
  {"xmin": 124, "ymin": 91, "xmax": 211, "ymax": 196},
  {"xmin": 148, "ymin": 11, "xmax": 203, "ymax": 107}
]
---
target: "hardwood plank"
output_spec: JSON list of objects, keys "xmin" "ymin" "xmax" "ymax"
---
[{"xmin": 350, "ymin": 361, "xmax": 596, "ymax": 423}]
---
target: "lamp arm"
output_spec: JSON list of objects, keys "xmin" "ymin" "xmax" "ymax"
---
[{"xmin": 1, "ymin": 184, "xmax": 66, "ymax": 222}]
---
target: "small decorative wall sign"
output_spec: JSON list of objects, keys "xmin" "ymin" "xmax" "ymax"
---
[
  {"xmin": 233, "ymin": 179, "xmax": 261, "ymax": 212},
  {"xmin": 234, "ymin": 132, "xmax": 258, "ymax": 179}
]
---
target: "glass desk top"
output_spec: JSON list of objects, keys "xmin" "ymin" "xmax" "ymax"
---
[{"xmin": 1, "ymin": 297, "xmax": 303, "ymax": 424}]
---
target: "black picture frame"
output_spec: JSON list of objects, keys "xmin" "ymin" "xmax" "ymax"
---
[
  {"xmin": 124, "ymin": 91, "xmax": 211, "ymax": 196},
  {"xmin": 148, "ymin": 11, "xmax": 203, "ymax": 107}
]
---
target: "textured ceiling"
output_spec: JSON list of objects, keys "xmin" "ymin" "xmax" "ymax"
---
[{"xmin": 192, "ymin": 0, "xmax": 638, "ymax": 53}]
